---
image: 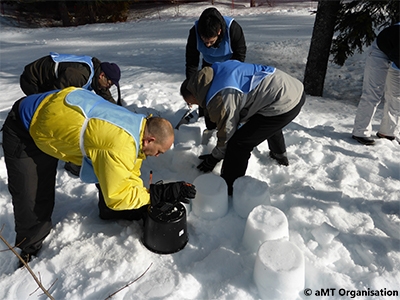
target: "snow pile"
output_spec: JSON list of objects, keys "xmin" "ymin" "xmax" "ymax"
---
[{"xmin": 0, "ymin": 1, "xmax": 399, "ymax": 300}]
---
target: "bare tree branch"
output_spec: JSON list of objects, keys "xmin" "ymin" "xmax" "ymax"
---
[{"xmin": 0, "ymin": 225, "xmax": 55, "ymax": 300}]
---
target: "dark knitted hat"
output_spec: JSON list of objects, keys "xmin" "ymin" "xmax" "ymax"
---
[{"xmin": 100, "ymin": 62, "xmax": 121, "ymax": 87}]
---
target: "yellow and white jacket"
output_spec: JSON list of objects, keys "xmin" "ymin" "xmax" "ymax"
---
[{"xmin": 19, "ymin": 87, "xmax": 150, "ymax": 210}]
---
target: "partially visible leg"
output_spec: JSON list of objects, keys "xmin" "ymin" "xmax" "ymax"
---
[
  {"xmin": 2, "ymin": 100, "xmax": 58, "ymax": 258},
  {"xmin": 267, "ymin": 130, "xmax": 287, "ymax": 155},
  {"xmin": 352, "ymin": 41, "xmax": 391, "ymax": 138},
  {"xmin": 221, "ymin": 93, "xmax": 305, "ymax": 193},
  {"xmin": 379, "ymin": 64, "xmax": 400, "ymax": 139}
]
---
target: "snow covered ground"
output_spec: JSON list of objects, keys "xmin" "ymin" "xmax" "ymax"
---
[{"xmin": 0, "ymin": 1, "xmax": 399, "ymax": 300}]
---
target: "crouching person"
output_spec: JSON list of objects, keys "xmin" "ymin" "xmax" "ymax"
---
[
  {"xmin": 180, "ymin": 60, "xmax": 305, "ymax": 195},
  {"xmin": 2, "ymin": 87, "xmax": 196, "ymax": 268}
]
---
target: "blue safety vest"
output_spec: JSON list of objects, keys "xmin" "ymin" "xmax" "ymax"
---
[
  {"xmin": 50, "ymin": 52, "xmax": 95, "ymax": 90},
  {"xmin": 206, "ymin": 61, "xmax": 276, "ymax": 104},
  {"xmin": 65, "ymin": 89, "xmax": 145, "ymax": 183},
  {"xmin": 195, "ymin": 16, "xmax": 234, "ymax": 64}
]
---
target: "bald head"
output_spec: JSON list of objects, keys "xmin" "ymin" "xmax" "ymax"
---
[
  {"xmin": 142, "ymin": 117, "xmax": 174, "ymax": 157},
  {"xmin": 146, "ymin": 117, "xmax": 174, "ymax": 143}
]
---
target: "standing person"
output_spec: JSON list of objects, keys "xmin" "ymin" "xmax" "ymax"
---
[
  {"xmin": 180, "ymin": 60, "xmax": 305, "ymax": 194},
  {"xmin": 351, "ymin": 23, "xmax": 400, "ymax": 145},
  {"xmin": 2, "ymin": 87, "xmax": 196, "ymax": 268},
  {"xmin": 185, "ymin": 7, "xmax": 247, "ymax": 130},
  {"xmin": 20, "ymin": 52, "xmax": 123, "ymax": 175}
]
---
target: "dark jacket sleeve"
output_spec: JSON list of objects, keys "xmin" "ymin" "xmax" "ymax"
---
[
  {"xmin": 377, "ymin": 25, "xmax": 400, "ymax": 68},
  {"xmin": 229, "ymin": 20, "xmax": 247, "ymax": 62},
  {"xmin": 185, "ymin": 25, "xmax": 200, "ymax": 79}
]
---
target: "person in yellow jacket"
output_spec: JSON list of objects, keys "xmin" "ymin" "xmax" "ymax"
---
[{"xmin": 2, "ymin": 87, "xmax": 196, "ymax": 267}]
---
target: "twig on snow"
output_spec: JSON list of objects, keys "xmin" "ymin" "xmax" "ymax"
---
[
  {"xmin": 105, "ymin": 262, "xmax": 153, "ymax": 299},
  {"xmin": 0, "ymin": 225, "xmax": 55, "ymax": 300}
]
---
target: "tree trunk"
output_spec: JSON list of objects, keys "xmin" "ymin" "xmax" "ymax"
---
[
  {"xmin": 87, "ymin": 2, "xmax": 96, "ymax": 24},
  {"xmin": 58, "ymin": 1, "xmax": 71, "ymax": 27},
  {"xmin": 303, "ymin": 0, "xmax": 340, "ymax": 96}
]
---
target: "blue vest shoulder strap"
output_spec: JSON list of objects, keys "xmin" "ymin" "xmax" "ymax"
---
[{"xmin": 50, "ymin": 52, "xmax": 95, "ymax": 90}]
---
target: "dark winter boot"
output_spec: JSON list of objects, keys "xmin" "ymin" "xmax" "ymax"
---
[
  {"xmin": 64, "ymin": 162, "xmax": 81, "ymax": 177},
  {"xmin": 17, "ymin": 250, "xmax": 36, "ymax": 269},
  {"xmin": 269, "ymin": 151, "xmax": 289, "ymax": 166}
]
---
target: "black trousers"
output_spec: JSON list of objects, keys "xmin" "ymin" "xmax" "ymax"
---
[
  {"xmin": 96, "ymin": 184, "xmax": 148, "ymax": 221},
  {"xmin": 221, "ymin": 92, "xmax": 306, "ymax": 190},
  {"xmin": 2, "ymin": 99, "xmax": 58, "ymax": 255}
]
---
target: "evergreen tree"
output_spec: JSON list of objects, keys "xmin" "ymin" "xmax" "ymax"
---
[
  {"xmin": 303, "ymin": 0, "xmax": 399, "ymax": 97},
  {"xmin": 332, "ymin": 0, "xmax": 399, "ymax": 66}
]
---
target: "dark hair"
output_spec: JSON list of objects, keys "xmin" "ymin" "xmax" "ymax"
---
[
  {"xmin": 197, "ymin": 7, "xmax": 225, "ymax": 39},
  {"xmin": 180, "ymin": 79, "xmax": 193, "ymax": 100}
]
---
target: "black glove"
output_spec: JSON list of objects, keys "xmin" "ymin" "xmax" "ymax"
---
[
  {"xmin": 150, "ymin": 181, "xmax": 196, "ymax": 206},
  {"xmin": 197, "ymin": 154, "xmax": 220, "ymax": 172}
]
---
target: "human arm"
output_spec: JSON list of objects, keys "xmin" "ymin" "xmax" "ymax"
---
[
  {"xmin": 149, "ymin": 181, "xmax": 196, "ymax": 205},
  {"xmin": 88, "ymin": 124, "xmax": 150, "ymax": 210},
  {"xmin": 95, "ymin": 88, "xmax": 116, "ymax": 104},
  {"xmin": 229, "ymin": 20, "xmax": 247, "ymax": 62},
  {"xmin": 20, "ymin": 55, "xmax": 54, "ymax": 95},
  {"xmin": 185, "ymin": 26, "xmax": 201, "ymax": 79},
  {"xmin": 94, "ymin": 149, "xmax": 150, "ymax": 210},
  {"xmin": 196, "ymin": 90, "xmax": 242, "ymax": 172},
  {"xmin": 20, "ymin": 71, "xmax": 40, "ymax": 95},
  {"xmin": 207, "ymin": 89, "xmax": 244, "ymax": 160}
]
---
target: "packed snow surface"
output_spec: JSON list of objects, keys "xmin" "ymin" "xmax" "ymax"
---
[{"xmin": 0, "ymin": 1, "xmax": 399, "ymax": 300}]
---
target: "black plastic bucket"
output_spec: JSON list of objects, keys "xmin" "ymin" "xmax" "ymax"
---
[{"xmin": 142, "ymin": 202, "xmax": 188, "ymax": 254}]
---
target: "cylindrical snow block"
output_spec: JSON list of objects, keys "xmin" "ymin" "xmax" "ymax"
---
[
  {"xmin": 171, "ymin": 145, "xmax": 193, "ymax": 172},
  {"xmin": 192, "ymin": 173, "xmax": 228, "ymax": 220},
  {"xmin": 253, "ymin": 240, "xmax": 305, "ymax": 300},
  {"xmin": 242, "ymin": 205, "xmax": 289, "ymax": 253},
  {"xmin": 174, "ymin": 124, "xmax": 201, "ymax": 146},
  {"xmin": 232, "ymin": 176, "xmax": 271, "ymax": 218}
]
